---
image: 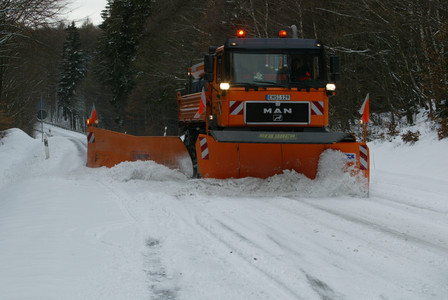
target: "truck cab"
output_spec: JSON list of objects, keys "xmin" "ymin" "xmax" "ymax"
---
[
  {"xmin": 176, "ymin": 30, "xmax": 367, "ymax": 181},
  {"xmin": 201, "ymin": 35, "xmax": 338, "ymax": 132}
]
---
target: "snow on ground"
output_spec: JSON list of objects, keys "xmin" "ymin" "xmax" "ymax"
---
[{"xmin": 0, "ymin": 123, "xmax": 447, "ymax": 300}]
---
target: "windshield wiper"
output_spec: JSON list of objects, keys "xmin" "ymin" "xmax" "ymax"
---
[
  {"xmin": 232, "ymin": 81, "xmax": 324, "ymax": 91},
  {"xmin": 252, "ymin": 80, "xmax": 290, "ymax": 88},
  {"xmin": 232, "ymin": 82, "xmax": 265, "ymax": 90},
  {"xmin": 288, "ymin": 81, "xmax": 324, "ymax": 90}
]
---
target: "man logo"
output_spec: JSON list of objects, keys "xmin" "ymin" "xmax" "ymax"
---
[
  {"xmin": 273, "ymin": 114, "xmax": 283, "ymax": 121},
  {"xmin": 263, "ymin": 108, "xmax": 293, "ymax": 114},
  {"xmin": 245, "ymin": 102, "xmax": 309, "ymax": 125},
  {"xmin": 263, "ymin": 106, "xmax": 293, "ymax": 122}
]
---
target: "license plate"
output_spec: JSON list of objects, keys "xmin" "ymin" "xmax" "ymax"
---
[{"xmin": 266, "ymin": 94, "xmax": 290, "ymax": 101}]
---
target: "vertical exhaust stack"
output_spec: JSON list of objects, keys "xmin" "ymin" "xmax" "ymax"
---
[{"xmin": 290, "ymin": 25, "xmax": 298, "ymax": 39}]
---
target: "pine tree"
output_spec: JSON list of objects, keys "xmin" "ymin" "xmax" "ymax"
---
[
  {"xmin": 57, "ymin": 22, "xmax": 86, "ymax": 121},
  {"xmin": 95, "ymin": 0, "xmax": 153, "ymax": 127}
]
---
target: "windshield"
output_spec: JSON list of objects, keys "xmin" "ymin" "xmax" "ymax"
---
[{"xmin": 227, "ymin": 52, "xmax": 325, "ymax": 88}]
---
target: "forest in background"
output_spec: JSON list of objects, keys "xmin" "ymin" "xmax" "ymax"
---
[{"xmin": 0, "ymin": 0, "xmax": 447, "ymax": 139}]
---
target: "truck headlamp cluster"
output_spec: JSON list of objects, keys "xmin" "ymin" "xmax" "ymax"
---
[
  {"xmin": 326, "ymin": 83, "xmax": 336, "ymax": 92},
  {"xmin": 220, "ymin": 82, "xmax": 230, "ymax": 90}
]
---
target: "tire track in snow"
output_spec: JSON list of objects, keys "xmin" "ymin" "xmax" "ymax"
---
[
  {"xmin": 168, "ymin": 194, "xmax": 308, "ymax": 299},
  {"xmin": 144, "ymin": 237, "xmax": 178, "ymax": 300},
  {"xmin": 172, "ymin": 195, "xmax": 369, "ymax": 300},
  {"xmin": 67, "ymin": 137, "xmax": 87, "ymax": 161},
  {"xmin": 263, "ymin": 233, "xmax": 341, "ymax": 300},
  {"xmin": 215, "ymin": 219, "xmax": 345, "ymax": 300},
  {"xmin": 369, "ymin": 189, "xmax": 447, "ymax": 215},
  {"xmin": 374, "ymin": 170, "xmax": 448, "ymax": 192},
  {"xmin": 98, "ymin": 180, "xmax": 139, "ymax": 223},
  {"xmin": 372, "ymin": 170, "xmax": 448, "ymax": 213},
  {"xmin": 260, "ymin": 197, "xmax": 448, "ymax": 299},
  {"xmin": 193, "ymin": 216, "xmax": 308, "ymax": 299},
  {"xmin": 298, "ymin": 200, "xmax": 448, "ymax": 256},
  {"xmin": 98, "ymin": 179, "xmax": 180, "ymax": 299},
  {"xmin": 371, "ymin": 182, "xmax": 448, "ymax": 215}
]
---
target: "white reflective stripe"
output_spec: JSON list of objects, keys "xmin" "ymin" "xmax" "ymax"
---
[
  {"xmin": 230, "ymin": 101, "xmax": 244, "ymax": 115},
  {"xmin": 199, "ymin": 137, "xmax": 209, "ymax": 159},
  {"xmin": 201, "ymin": 147, "xmax": 209, "ymax": 159},
  {"xmin": 311, "ymin": 101, "xmax": 324, "ymax": 115},
  {"xmin": 360, "ymin": 157, "xmax": 368, "ymax": 168},
  {"xmin": 359, "ymin": 145, "xmax": 368, "ymax": 156},
  {"xmin": 87, "ymin": 132, "xmax": 95, "ymax": 143},
  {"xmin": 359, "ymin": 145, "xmax": 368, "ymax": 170}
]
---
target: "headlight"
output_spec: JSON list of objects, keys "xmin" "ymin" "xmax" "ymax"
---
[
  {"xmin": 220, "ymin": 82, "xmax": 230, "ymax": 90},
  {"xmin": 326, "ymin": 83, "xmax": 336, "ymax": 91}
]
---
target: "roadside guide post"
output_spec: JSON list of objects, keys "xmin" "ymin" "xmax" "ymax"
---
[
  {"xmin": 43, "ymin": 133, "xmax": 50, "ymax": 159},
  {"xmin": 36, "ymin": 97, "xmax": 47, "ymax": 142},
  {"xmin": 36, "ymin": 98, "xmax": 49, "ymax": 158}
]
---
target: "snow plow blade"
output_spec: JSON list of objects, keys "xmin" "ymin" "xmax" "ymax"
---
[
  {"xmin": 86, "ymin": 127, "xmax": 190, "ymax": 171},
  {"xmin": 195, "ymin": 131, "xmax": 369, "ymax": 181}
]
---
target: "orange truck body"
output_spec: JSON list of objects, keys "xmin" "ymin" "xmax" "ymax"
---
[{"xmin": 87, "ymin": 31, "xmax": 369, "ymax": 186}]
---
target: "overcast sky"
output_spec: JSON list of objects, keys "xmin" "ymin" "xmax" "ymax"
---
[{"xmin": 64, "ymin": 0, "xmax": 107, "ymax": 25}]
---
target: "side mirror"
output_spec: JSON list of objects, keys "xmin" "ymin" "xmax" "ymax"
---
[
  {"xmin": 204, "ymin": 54, "xmax": 214, "ymax": 82},
  {"xmin": 330, "ymin": 56, "xmax": 340, "ymax": 82}
]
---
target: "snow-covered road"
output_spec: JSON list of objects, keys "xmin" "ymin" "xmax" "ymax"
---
[{"xmin": 0, "ymin": 124, "xmax": 447, "ymax": 299}]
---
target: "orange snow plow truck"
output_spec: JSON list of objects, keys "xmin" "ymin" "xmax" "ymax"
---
[{"xmin": 87, "ymin": 29, "xmax": 369, "ymax": 184}]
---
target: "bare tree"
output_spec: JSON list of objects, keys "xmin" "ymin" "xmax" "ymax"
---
[{"xmin": 0, "ymin": 0, "xmax": 65, "ymax": 133}]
